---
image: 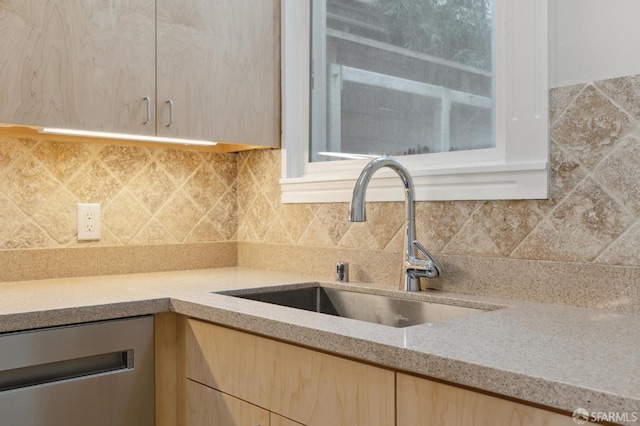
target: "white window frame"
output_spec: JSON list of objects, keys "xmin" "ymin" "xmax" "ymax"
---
[{"xmin": 280, "ymin": 0, "xmax": 549, "ymax": 203}]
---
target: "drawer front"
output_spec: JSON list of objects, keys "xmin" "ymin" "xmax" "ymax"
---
[
  {"xmin": 271, "ymin": 413, "xmax": 305, "ymax": 426},
  {"xmin": 185, "ymin": 319, "xmax": 394, "ymax": 426},
  {"xmin": 186, "ymin": 379, "xmax": 270, "ymax": 426},
  {"xmin": 397, "ymin": 373, "xmax": 570, "ymax": 426}
]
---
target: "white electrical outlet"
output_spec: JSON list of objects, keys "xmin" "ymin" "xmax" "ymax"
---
[{"xmin": 77, "ymin": 203, "xmax": 101, "ymax": 241}]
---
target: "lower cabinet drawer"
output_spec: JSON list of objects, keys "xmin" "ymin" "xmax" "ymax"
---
[
  {"xmin": 186, "ymin": 379, "xmax": 269, "ymax": 426},
  {"xmin": 271, "ymin": 413, "xmax": 305, "ymax": 426},
  {"xmin": 185, "ymin": 319, "xmax": 394, "ymax": 426},
  {"xmin": 396, "ymin": 373, "xmax": 571, "ymax": 426}
]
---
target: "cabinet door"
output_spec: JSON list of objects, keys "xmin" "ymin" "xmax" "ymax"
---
[
  {"xmin": 397, "ymin": 373, "xmax": 569, "ymax": 426},
  {"xmin": 271, "ymin": 413, "xmax": 305, "ymax": 426},
  {"xmin": 185, "ymin": 319, "xmax": 394, "ymax": 426},
  {"xmin": 186, "ymin": 379, "xmax": 270, "ymax": 426},
  {"xmin": 0, "ymin": 0, "xmax": 155, "ymax": 135},
  {"xmin": 156, "ymin": 0, "xmax": 280, "ymax": 146}
]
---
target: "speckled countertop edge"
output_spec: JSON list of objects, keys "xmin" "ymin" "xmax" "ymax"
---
[{"xmin": 1, "ymin": 266, "xmax": 639, "ymax": 419}]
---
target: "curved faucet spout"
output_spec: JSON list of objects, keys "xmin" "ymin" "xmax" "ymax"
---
[
  {"xmin": 349, "ymin": 157, "xmax": 440, "ymax": 291},
  {"xmin": 349, "ymin": 157, "xmax": 414, "ymax": 223}
]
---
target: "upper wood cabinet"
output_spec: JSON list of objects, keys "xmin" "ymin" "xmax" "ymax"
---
[
  {"xmin": 0, "ymin": 0, "xmax": 155, "ymax": 135},
  {"xmin": 157, "ymin": 0, "xmax": 280, "ymax": 146},
  {"xmin": 0, "ymin": 0, "xmax": 280, "ymax": 147}
]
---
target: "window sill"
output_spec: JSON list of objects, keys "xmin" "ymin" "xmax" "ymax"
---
[{"xmin": 280, "ymin": 160, "xmax": 548, "ymax": 203}]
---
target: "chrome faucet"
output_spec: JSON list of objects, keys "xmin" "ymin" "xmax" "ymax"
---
[{"xmin": 349, "ymin": 157, "xmax": 440, "ymax": 292}]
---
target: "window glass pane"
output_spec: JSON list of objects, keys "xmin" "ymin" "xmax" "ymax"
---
[{"xmin": 310, "ymin": 0, "xmax": 495, "ymax": 162}]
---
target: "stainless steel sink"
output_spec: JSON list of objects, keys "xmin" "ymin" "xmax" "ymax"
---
[{"xmin": 223, "ymin": 286, "xmax": 489, "ymax": 328}]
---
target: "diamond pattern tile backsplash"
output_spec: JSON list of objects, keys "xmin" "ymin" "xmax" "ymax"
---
[
  {"xmin": 237, "ymin": 75, "xmax": 640, "ymax": 267},
  {"xmin": 0, "ymin": 140, "xmax": 237, "ymax": 249},
  {"xmin": 1, "ymin": 74, "xmax": 639, "ymax": 268}
]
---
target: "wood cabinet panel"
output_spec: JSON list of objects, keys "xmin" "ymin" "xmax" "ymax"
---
[
  {"xmin": 185, "ymin": 319, "xmax": 394, "ymax": 426},
  {"xmin": 0, "ymin": 0, "xmax": 155, "ymax": 134},
  {"xmin": 1, "ymin": 0, "xmax": 279, "ymax": 148},
  {"xmin": 275, "ymin": 342, "xmax": 394, "ymax": 426},
  {"xmin": 186, "ymin": 319, "xmax": 279, "ymax": 411},
  {"xmin": 397, "ymin": 373, "xmax": 570, "ymax": 426},
  {"xmin": 155, "ymin": 313, "xmax": 178, "ymax": 426},
  {"xmin": 156, "ymin": 0, "xmax": 280, "ymax": 146},
  {"xmin": 271, "ymin": 413, "xmax": 305, "ymax": 426},
  {"xmin": 186, "ymin": 379, "xmax": 270, "ymax": 426}
]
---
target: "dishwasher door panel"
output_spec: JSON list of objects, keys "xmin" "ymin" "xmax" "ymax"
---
[{"xmin": 0, "ymin": 316, "xmax": 154, "ymax": 426}]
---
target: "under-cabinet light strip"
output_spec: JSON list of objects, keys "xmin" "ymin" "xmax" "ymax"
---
[{"xmin": 40, "ymin": 128, "xmax": 218, "ymax": 147}]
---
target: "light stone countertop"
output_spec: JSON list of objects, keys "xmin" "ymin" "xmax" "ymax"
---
[{"xmin": 1, "ymin": 266, "xmax": 639, "ymax": 421}]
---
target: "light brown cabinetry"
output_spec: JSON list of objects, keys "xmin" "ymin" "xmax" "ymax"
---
[
  {"xmin": 271, "ymin": 413, "xmax": 305, "ymax": 426},
  {"xmin": 156, "ymin": 314, "xmax": 572, "ymax": 426},
  {"xmin": 396, "ymin": 373, "xmax": 570, "ymax": 426},
  {"xmin": 0, "ymin": 0, "xmax": 280, "ymax": 147},
  {"xmin": 186, "ymin": 379, "xmax": 303, "ymax": 426},
  {"xmin": 0, "ymin": 0, "xmax": 155, "ymax": 135},
  {"xmin": 157, "ymin": 0, "xmax": 280, "ymax": 146},
  {"xmin": 186, "ymin": 379, "xmax": 270, "ymax": 426},
  {"xmin": 184, "ymin": 318, "xmax": 395, "ymax": 426}
]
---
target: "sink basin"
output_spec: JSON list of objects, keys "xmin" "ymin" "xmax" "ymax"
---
[{"xmin": 222, "ymin": 286, "xmax": 488, "ymax": 328}]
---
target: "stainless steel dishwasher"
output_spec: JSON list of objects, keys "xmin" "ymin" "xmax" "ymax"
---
[{"xmin": 0, "ymin": 316, "xmax": 154, "ymax": 426}]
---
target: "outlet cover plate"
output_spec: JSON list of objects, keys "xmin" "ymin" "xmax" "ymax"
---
[{"xmin": 78, "ymin": 203, "xmax": 101, "ymax": 241}]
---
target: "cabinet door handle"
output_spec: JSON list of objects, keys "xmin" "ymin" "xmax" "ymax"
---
[
  {"xmin": 166, "ymin": 99, "xmax": 174, "ymax": 127},
  {"xmin": 143, "ymin": 96, "xmax": 151, "ymax": 125}
]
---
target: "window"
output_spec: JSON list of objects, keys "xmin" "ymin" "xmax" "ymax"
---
[{"xmin": 281, "ymin": 0, "xmax": 548, "ymax": 203}]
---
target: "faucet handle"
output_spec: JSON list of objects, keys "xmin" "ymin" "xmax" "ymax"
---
[{"xmin": 412, "ymin": 240, "xmax": 441, "ymax": 278}]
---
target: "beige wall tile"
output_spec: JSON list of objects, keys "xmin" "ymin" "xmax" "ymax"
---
[
  {"xmin": 263, "ymin": 218, "xmax": 295, "ymax": 245},
  {"xmin": 315, "ymin": 203, "xmax": 352, "ymax": 246},
  {"xmin": 103, "ymin": 190, "xmax": 151, "ymax": 243},
  {"xmin": 552, "ymin": 84, "xmax": 632, "ymax": 169},
  {"xmin": 596, "ymin": 222, "xmax": 640, "ymax": 267},
  {"xmin": 277, "ymin": 204, "xmax": 317, "ymax": 244},
  {"xmin": 594, "ymin": 135, "xmax": 640, "ymax": 214},
  {"xmin": 207, "ymin": 153, "xmax": 237, "ymax": 188},
  {"xmin": 129, "ymin": 161, "xmax": 178, "ymax": 214},
  {"xmin": 548, "ymin": 141, "xmax": 587, "ymax": 202},
  {"xmin": 0, "ymin": 194, "xmax": 26, "ymax": 244},
  {"xmin": 31, "ymin": 187, "xmax": 78, "ymax": 245},
  {"xmin": 549, "ymin": 83, "xmax": 585, "ymax": 124},
  {"xmin": 183, "ymin": 162, "xmax": 228, "ymax": 213},
  {"xmin": 338, "ymin": 223, "xmax": 379, "ymax": 249},
  {"xmin": 297, "ymin": 217, "xmax": 340, "ymax": 248},
  {"xmin": 156, "ymin": 190, "xmax": 206, "ymax": 241},
  {"xmin": 4, "ymin": 155, "xmax": 59, "ymax": 215},
  {"xmin": 132, "ymin": 219, "xmax": 178, "ymax": 245},
  {"xmin": 4, "ymin": 221, "xmax": 57, "ymax": 249},
  {"xmin": 33, "ymin": 141, "xmax": 95, "ymax": 183},
  {"xmin": 594, "ymin": 74, "xmax": 640, "ymax": 120},
  {"xmin": 99, "ymin": 145, "xmax": 151, "ymax": 185},
  {"xmin": 67, "ymin": 160, "xmax": 122, "ymax": 204},
  {"xmin": 511, "ymin": 178, "xmax": 634, "ymax": 262},
  {"xmin": 363, "ymin": 202, "xmax": 405, "ymax": 249},
  {"xmin": 156, "ymin": 149, "xmax": 203, "ymax": 183},
  {"xmin": 0, "ymin": 137, "xmax": 31, "ymax": 170},
  {"xmin": 415, "ymin": 201, "xmax": 479, "ymax": 252}
]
